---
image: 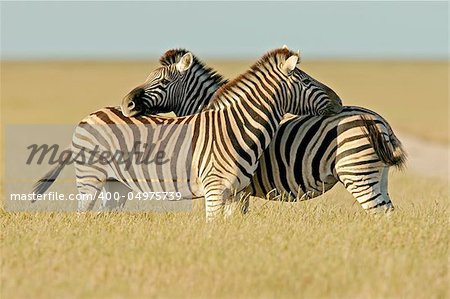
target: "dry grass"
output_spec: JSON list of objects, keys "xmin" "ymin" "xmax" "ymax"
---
[{"xmin": 1, "ymin": 172, "xmax": 448, "ymax": 299}]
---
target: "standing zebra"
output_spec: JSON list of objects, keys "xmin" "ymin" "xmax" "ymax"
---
[
  {"xmin": 249, "ymin": 108, "xmax": 406, "ymax": 212},
  {"xmin": 120, "ymin": 49, "xmax": 406, "ymax": 213},
  {"xmin": 33, "ymin": 49, "xmax": 227, "ymax": 210},
  {"xmin": 34, "ymin": 48, "xmax": 342, "ymax": 220}
]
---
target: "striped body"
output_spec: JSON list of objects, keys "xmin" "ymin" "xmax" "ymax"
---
[
  {"xmin": 73, "ymin": 105, "xmax": 276, "ymax": 199},
  {"xmin": 249, "ymin": 106, "xmax": 405, "ymax": 212}
]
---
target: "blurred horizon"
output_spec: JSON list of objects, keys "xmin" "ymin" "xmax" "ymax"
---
[{"xmin": 1, "ymin": 1, "xmax": 448, "ymax": 61}]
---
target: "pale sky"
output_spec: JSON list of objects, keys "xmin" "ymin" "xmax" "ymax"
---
[{"xmin": 1, "ymin": 1, "xmax": 448, "ymax": 60}]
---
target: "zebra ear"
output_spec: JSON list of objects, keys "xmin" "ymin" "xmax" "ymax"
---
[
  {"xmin": 282, "ymin": 55, "xmax": 299, "ymax": 74},
  {"xmin": 176, "ymin": 52, "xmax": 193, "ymax": 73}
]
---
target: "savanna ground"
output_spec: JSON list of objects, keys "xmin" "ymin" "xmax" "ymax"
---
[{"xmin": 1, "ymin": 59, "xmax": 449, "ymax": 298}]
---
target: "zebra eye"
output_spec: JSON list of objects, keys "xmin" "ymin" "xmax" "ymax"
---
[
  {"xmin": 161, "ymin": 78, "xmax": 170, "ymax": 85},
  {"xmin": 302, "ymin": 78, "xmax": 311, "ymax": 85}
]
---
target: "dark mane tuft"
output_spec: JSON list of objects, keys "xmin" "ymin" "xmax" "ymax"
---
[
  {"xmin": 159, "ymin": 49, "xmax": 226, "ymax": 87},
  {"xmin": 254, "ymin": 48, "xmax": 299, "ymax": 69},
  {"xmin": 159, "ymin": 48, "xmax": 190, "ymax": 66}
]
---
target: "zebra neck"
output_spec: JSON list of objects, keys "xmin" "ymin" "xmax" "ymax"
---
[
  {"xmin": 207, "ymin": 64, "xmax": 290, "ymax": 160},
  {"xmin": 174, "ymin": 66, "xmax": 224, "ymax": 115},
  {"xmin": 214, "ymin": 81, "xmax": 285, "ymax": 162},
  {"xmin": 213, "ymin": 68, "xmax": 285, "ymax": 127}
]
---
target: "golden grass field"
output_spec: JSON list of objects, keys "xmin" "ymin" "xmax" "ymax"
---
[{"xmin": 1, "ymin": 60, "xmax": 449, "ymax": 298}]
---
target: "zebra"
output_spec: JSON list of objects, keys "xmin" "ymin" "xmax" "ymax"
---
[
  {"xmin": 249, "ymin": 108, "xmax": 406, "ymax": 213},
  {"xmin": 33, "ymin": 48, "xmax": 227, "ymax": 211},
  {"xmin": 33, "ymin": 47, "xmax": 343, "ymax": 220},
  {"xmin": 118, "ymin": 49, "xmax": 406, "ymax": 213}
]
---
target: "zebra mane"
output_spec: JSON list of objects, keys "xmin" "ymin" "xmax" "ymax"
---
[
  {"xmin": 159, "ymin": 48, "xmax": 227, "ymax": 86},
  {"xmin": 159, "ymin": 48, "xmax": 190, "ymax": 66},
  {"xmin": 208, "ymin": 48, "xmax": 299, "ymax": 108}
]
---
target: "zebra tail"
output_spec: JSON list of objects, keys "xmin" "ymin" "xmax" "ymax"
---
[
  {"xmin": 361, "ymin": 115, "xmax": 407, "ymax": 170},
  {"xmin": 32, "ymin": 148, "xmax": 72, "ymax": 200}
]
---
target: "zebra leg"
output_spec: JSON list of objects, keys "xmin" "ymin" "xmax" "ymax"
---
[
  {"xmin": 379, "ymin": 167, "xmax": 394, "ymax": 213},
  {"xmin": 339, "ymin": 167, "xmax": 393, "ymax": 214},
  {"xmin": 204, "ymin": 190, "xmax": 225, "ymax": 222},
  {"xmin": 75, "ymin": 164, "xmax": 107, "ymax": 212},
  {"xmin": 100, "ymin": 179, "xmax": 132, "ymax": 211}
]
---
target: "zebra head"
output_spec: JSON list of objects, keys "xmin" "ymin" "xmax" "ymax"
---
[
  {"xmin": 275, "ymin": 47, "xmax": 343, "ymax": 116},
  {"xmin": 121, "ymin": 49, "xmax": 225, "ymax": 117},
  {"xmin": 121, "ymin": 51, "xmax": 193, "ymax": 117}
]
